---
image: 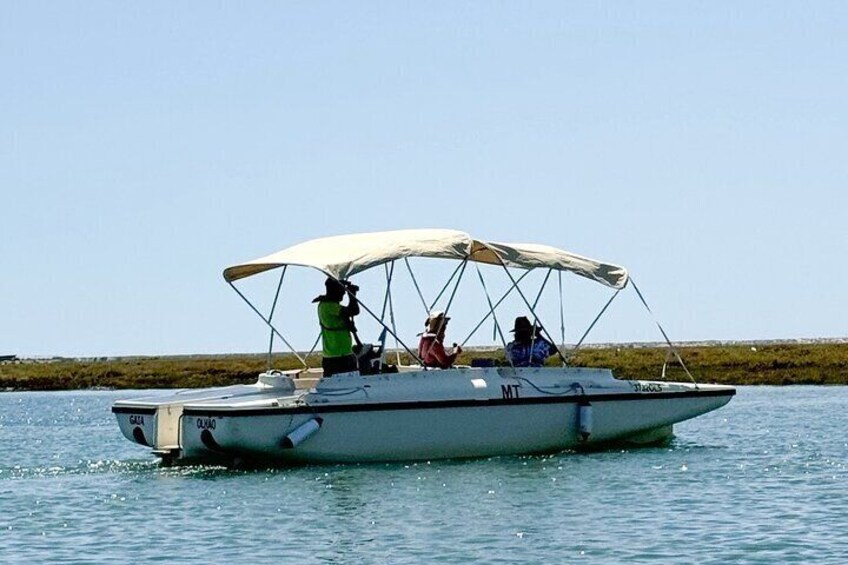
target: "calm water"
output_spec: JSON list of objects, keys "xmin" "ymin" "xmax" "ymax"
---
[{"xmin": 1, "ymin": 387, "xmax": 847, "ymax": 563}]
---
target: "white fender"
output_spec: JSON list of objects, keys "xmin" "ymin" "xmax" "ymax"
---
[{"xmin": 281, "ymin": 418, "xmax": 323, "ymax": 449}]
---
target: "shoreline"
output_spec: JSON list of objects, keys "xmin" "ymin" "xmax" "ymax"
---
[{"xmin": 2, "ymin": 342, "xmax": 847, "ymax": 391}]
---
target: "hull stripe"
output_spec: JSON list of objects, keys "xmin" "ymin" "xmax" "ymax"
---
[
  {"xmin": 180, "ymin": 388, "xmax": 735, "ymax": 418},
  {"xmin": 112, "ymin": 406, "xmax": 157, "ymax": 415}
]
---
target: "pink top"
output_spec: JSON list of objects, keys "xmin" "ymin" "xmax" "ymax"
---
[{"xmin": 418, "ymin": 334, "xmax": 458, "ymax": 369}]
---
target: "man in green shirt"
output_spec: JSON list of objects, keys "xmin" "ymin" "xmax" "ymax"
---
[{"xmin": 313, "ymin": 277, "xmax": 361, "ymax": 377}]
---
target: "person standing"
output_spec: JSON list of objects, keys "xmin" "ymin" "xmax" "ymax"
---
[{"xmin": 314, "ymin": 277, "xmax": 360, "ymax": 377}]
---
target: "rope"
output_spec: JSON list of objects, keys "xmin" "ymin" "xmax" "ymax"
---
[
  {"xmin": 311, "ymin": 386, "xmax": 368, "ymax": 398},
  {"xmin": 510, "ymin": 375, "xmax": 584, "ymax": 397}
]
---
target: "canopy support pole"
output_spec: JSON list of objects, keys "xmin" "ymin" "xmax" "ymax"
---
[
  {"xmin": 424, "ymin": 260, "xmax": 468, "ymax": 363},
  {"xmin": 379, "ymin": 262, "xmax": 395, "ymax": 322},
  {"xmin": 429, "ymin": 260, "xmax": 465, "ymax": 312},
  {"xmin": 532, "ymin": 269, "xmax": 553, "ymax": 311},
  {"xmin": 558, "ymin": 270, "xmax": 566, "ymax": 349},
  {"xmin": 630, "ymin": 278, "xmax": 697, "ymax": 386},
  {"xmin": 385, "ymin": 262, "xmax": 401, "ymax": 366},
  {"xmin": 527, "ymin": 268, "xmax": 553, "ymax": 363},
  {"xmin": 497, "ymin": 264, "xmax": 567, "ymax": 365},
  {"xmin": 228, "ymin": 281, "xmax": 307, "ymax": 368},
  {"xmin": 441, "ymin": 260, "xmax": 467, "ymax": 318},
  {"xmin": 572, "ymin": 290, "xmax": 620, "ymax": 352},
  {"xmin": 266, "ymin": 266, "xmax": 287, "ymax": 371},
  {"xmin": 404, "ymin": 258, "xmax": 430, "ymax": 315},
  {"xmin": 302, "ymin": 332, "xmax": 322, "ymax": 366},
  {"xmin": 459, "ymin": 269, "xmax": 532, "ymax": 346},
  {"xmin": 356, "ymin": 297, "xmax": 424, "ymax": 365},
  {"xmin": 474, "ymin": 264, "xmax": 512, "ymax": 367}
]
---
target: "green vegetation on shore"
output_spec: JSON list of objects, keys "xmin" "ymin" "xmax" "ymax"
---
[{"xmin": 2, "ymin": 343, "xmax": 847, "ymax": 391}]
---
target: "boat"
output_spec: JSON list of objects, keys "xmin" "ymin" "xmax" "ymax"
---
[{"xmin": 112, "ymin": 229, "xmax": 734, "ymax": 465}]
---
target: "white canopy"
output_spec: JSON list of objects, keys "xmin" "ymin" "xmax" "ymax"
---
[
  {"xmin": 223, "ymin": 229, "xmax": 473, "ymax": 283},
  {"xmin": 472, "ymin": 241, "xmax": 629, "ymax": 289},
  {"xmin": 223, "ymin": 229, "xmax": 629, "ymax": 289}
]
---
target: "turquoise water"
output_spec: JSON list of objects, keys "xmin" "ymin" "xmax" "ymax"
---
[{"xmin": 2, "ymin": 387, "xmax": 847, "ymax": 563}]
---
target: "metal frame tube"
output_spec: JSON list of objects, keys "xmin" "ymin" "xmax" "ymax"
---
[
  {"xmin": 572, "ymin": 289, "xmax": 620, "ymax": 351},
  {"xmin": 474, "ymin": 263, "xmax": 512, "ymax": 366},
  {"xmin": 497, "ymin": 264, "xmax": 567, "ymax": 364},
  {"xmin": 302, "ymin": 332, "xmax": 322, "ymax": 365},
  {"xmin": 441, "ymin": 260, "xmax": 467, "ymax": 317},
  {"xmin": 531, "ymin": 268, "xmax": 553, "ymax": 311},
  {"xmin": 266, "ymin": 266, "xmax": 287, "ymax": 370},
  {"xmin": 429, "ymin": 260, "xmax": 465, "ymax": 312},
  {"xmin": 404, "ymin": 257, "xmax": 430, "ymax": 315},
  {"xmin": 379, "ymin": 262, "xmax": 395, "ymax": 322},
  {"xmin": 630, "ymin": 278, "xmax": 697, "ymax": 385},
  {"xmin": 527, "ymin": 268, "xmax": 553, "ymax": 360},
  {"xmin": 385, "ymin": 263, "xmax": 401, "ymax": 366},
  {"xmin": 228, "ymin": 281, "xmax": 307, "ymax": 367},
  {"xmin": 356, "ymin": 297, "xmax": 424, "ymax": 365},
  {"xmin": 558, "ymin": 270, "xmax": 566, "ymax": 348},
  {"xmin": 459, "ymin": 269, "xmax": 532, "ymax": 346}
]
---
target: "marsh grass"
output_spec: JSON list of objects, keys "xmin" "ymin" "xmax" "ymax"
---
[{"xmin": 1, "ymin": 343, "xmax": 846, "ymax": 391}]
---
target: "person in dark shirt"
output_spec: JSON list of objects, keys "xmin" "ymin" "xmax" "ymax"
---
[{"xmin": 505, "ymin": 316, "xmax": 553, "ymax": 367}]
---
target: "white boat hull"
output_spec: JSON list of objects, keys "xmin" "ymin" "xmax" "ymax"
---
[{"xmin": 114, "ymin": 367, "xmax": 734, "ymax": 465}]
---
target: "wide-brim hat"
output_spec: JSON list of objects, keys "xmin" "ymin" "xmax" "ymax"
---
[
  {"xmin": 425, "ymin": 310, "xmax": 450, "ymax": 330},
  {"xmin": 510, "ymin": 316, "xmax": 533, "ymax": 334}
]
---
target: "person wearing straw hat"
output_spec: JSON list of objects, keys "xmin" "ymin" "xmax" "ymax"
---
[
  {"xmin": 418, "ymin": 311, "xmax": 462, "ymax": 369},
  {"xmin": 506, "ymin": 316, "xmax": 553, "ymax": 367}
]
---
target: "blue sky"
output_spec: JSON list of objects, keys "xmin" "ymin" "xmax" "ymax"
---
[{"xmin": 2, "ymin": 2, "xmax": 846, "ymax": 356}]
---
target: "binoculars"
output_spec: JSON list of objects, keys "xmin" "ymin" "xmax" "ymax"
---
[{"xmin": 341, "ymin": 280, "xmax": 360, "ymax": 293}]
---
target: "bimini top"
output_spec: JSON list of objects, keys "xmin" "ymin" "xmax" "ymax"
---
[{"xmin": 223, "ymin": 228, "xmax": 629, "ymax": 289}]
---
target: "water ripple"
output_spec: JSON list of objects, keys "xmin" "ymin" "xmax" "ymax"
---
[{"xmin": 2, "ymin": 387, "xmax": 848, "ymax": 563}]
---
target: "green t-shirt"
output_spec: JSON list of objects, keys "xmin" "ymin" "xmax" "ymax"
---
[{"xmin": 318, "ymin": 301, "xmax": 353, "ymax": 358}]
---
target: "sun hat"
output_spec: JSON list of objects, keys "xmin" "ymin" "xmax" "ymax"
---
[
  {"xmin": 425, "ymin": 310, "xmax": 450, "ymax": 331},
  {"xmin": 510, "ymin": 316, "xmax": 533, "ymax": 334}
]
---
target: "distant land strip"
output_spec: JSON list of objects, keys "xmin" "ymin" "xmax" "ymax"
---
[{"xmin": 1, "ymin": 340, "xmax": 847, "ymax": 391}]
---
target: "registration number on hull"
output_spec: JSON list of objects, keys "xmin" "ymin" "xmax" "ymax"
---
[
  {"xmin": 630, "ymin": 381, "xmax": 663, "ymax": 393},
  {"xmin": 196, "ymin": 417, "xmax": 217, "ymax": 430}
]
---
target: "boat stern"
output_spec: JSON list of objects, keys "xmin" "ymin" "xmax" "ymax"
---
[{"xmin": 113, "ymin": 404, "xmax": 160, "ymax": 448}]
